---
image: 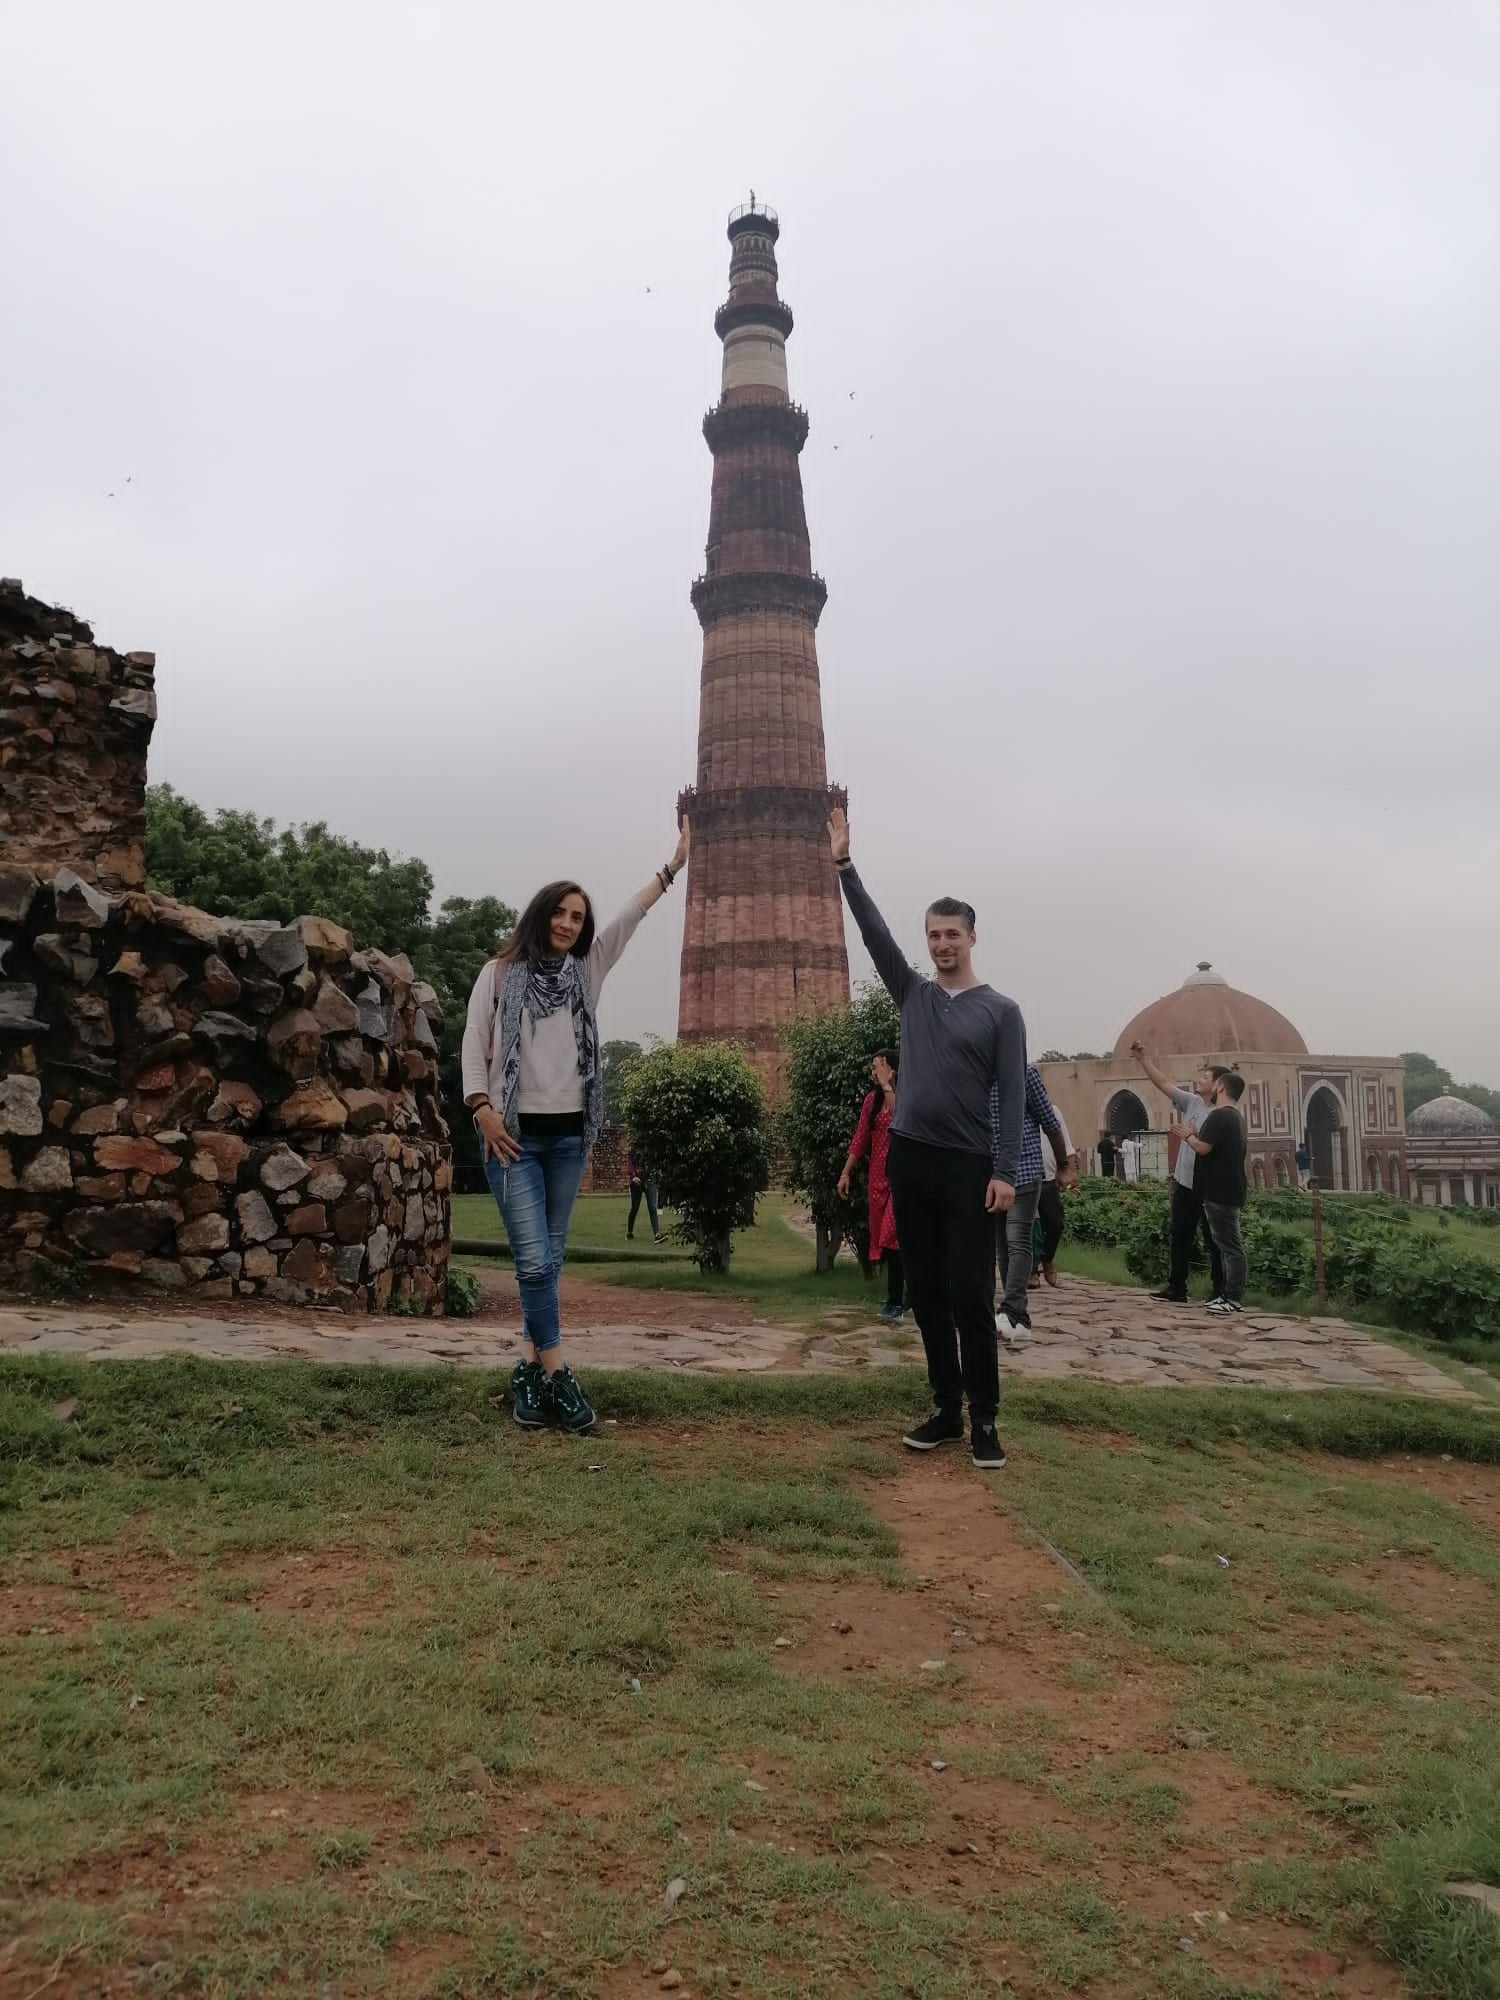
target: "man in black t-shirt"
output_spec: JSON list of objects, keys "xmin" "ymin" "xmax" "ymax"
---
[{"xmin": 1170, "ymin": 1071, "xmax": 1248, "ymax": 1314}]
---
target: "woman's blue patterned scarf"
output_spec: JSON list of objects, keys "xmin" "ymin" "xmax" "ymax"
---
[{"xmin": 496, "ymin": 953, "xmax": 602, "ymax": 1146}]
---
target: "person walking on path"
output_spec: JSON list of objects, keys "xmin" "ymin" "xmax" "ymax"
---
[
  {"xmin": 625, "ymin": 1146, "xmax": 663, "ymax": 1244},
  {"xmin": 1172, "ymin": 1071, "xmax": 1249, "ymax": 1314},
  {"xmin": 1098, "ymin": 1132, "xmax": 1117, "ymax": 1179},
  {"xmin": 1036, "ymin": 1114, "xmax": 1077, "ymax": 1289},
  {"xmin": 462, "ymin": 820, "xmax": 691, "ymax": 1435},
  {"xmin": 994, "ymin": 1064, "xmax": 1076, "ymax": 1346},
  {"xmin": 827, "ymin": 807, "xmax": 1025, "ymax": 1471},
  {"xmin": 1131, "ymin": 1042, "xmax": 1228, "ymax": 1303},
  {"xmin": 837, "ymin": 1049, "xmax": 905, "ymax": 1322}
]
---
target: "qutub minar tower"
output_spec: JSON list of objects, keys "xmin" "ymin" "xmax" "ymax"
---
[{"xmin": 676, "ymin": 200, "xmax": 851, "ymax": 1085}]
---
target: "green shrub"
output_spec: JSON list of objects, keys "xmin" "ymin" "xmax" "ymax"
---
[
  {"xmin": 1243, "ymin": 1216, "xmax": 1315, "ymax": 1297},
  {"xmin": 444, "ymin": 1267, "xmax": 481, "ymax": 1318},
  {"xmin": 1063, "ymin": 1179, "xmax": 1500, "ymax": 1341},
  {"xmin": 623, "ymin": 1041, "xmax": 770, "ymax": 1274}
]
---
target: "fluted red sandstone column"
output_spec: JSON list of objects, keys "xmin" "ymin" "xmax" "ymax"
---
[{"xmin": 676, "ymin": 203, "xmax": 850, "ymax": 1089}]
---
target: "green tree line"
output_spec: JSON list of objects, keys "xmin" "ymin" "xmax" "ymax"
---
[{"xmin": 145, "ymin": 785, "xmax": 514, "ymax": 1187}]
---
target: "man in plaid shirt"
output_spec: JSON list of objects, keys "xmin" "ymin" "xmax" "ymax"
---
[{"xmin": 991, "ymin": 1064, "xmax": 1076, "ymax": 1346}]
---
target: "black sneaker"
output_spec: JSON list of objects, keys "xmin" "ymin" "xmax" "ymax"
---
[
  {"xmin": 971, "ymin": 1425, "xmax": 1007, "ymax": 1469},
  {"xmin": 902, "ymin": 1410, "xmax": 965, "ymax": 1452},
  {"xmin": 544, "ymin": 1364, "xmax": 596, "ymax": 1434},
  {"xmin": 1151, "ymin": 1289, "xmax": 1188, "ymax": 1304},
  {"xmin": 511, "ymin": 1358, "xmax": 547, "ymax": 1430},
  {"xmin": 1206, "ymin": 1298, "xmax": 1244, "ymax": 1316}
]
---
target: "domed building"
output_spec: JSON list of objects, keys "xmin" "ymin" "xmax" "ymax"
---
[
  {"xmin": 1405, "ymin": 1091, "xmax": 1500, "ymax": 1209},
  {"xmin": 1038, "ymin": 964, "xmax": 1409, "ymax": 1193}
]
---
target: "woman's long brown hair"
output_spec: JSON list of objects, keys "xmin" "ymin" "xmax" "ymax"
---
[{"xmin": 497, "ymin": 880, "xmax": 596, "ymax": 965}]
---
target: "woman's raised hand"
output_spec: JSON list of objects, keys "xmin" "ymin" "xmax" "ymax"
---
[
  {"xmin": 827, "ymin": 807, "xmax": 850, "ymax": 864},
  {"xmin": 670, "ymin": 816, "xmax": 691, "ymax": 875}
]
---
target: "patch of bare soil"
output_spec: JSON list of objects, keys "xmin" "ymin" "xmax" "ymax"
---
[
  {"xmin": 555, "ymin": 1273, "xmax": 760, "ymax": 1330},
  {"xmin": 0, "ymin": 1547, "xmax": 408, "ymax": 1641},
  {"xmin": 1308, "ymin": 1449, "xmax": 1500, "ymax": 1541},
  {"xmin": 6, "ymin": 1774, "xmax": 648, "ymax": 2000}
]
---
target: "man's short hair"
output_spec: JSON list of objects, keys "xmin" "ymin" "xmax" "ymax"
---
[
  {"xmin": 1218, "ymin": 1071, "xmax": 1245, "ymax": 1102},
  {"xmin": 926, "ymin": 897, "xmax": 976, "ymax": 931},
  {"xmin": 1205, "ymin": 1063, "xmax": 1231, "ymax": 1082}
]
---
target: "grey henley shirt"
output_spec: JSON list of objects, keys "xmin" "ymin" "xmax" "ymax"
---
[{"xmin": 838, "ymin": 864, "xmax": 1026, "ymax": 1184}]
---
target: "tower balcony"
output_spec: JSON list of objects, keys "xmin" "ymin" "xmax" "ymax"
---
[
  {"xmin": 728, "ymin": 200, "xmax": 779, "ymax": 237},
  {"xmin": 701, "ymin": 402, "xmax": 809, "ymax": 453},
  {"xmin": 689, "ymin": 569, "xmax": 828, "ymax": 629},
  {"xmin": 714, "ymin": 296, "xmax": 795, "ymax": 342}
]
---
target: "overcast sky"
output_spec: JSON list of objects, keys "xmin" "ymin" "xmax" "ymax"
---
[{"xmin": 4, "ymin": 1, "xmax": 1497, "ymax": 1080}]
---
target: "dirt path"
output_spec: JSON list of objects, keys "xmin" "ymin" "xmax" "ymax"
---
[{"xmin": 772, "ymin": 1451, "xmax": 1410, "ymax": 1997}]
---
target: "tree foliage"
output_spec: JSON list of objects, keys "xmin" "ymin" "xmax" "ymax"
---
[
  {"xmin": 622, "ymin": 1041, "xmax": 769, "ymax": 1273},
  {"xmin": 146, "ymin": 785, "xmax": 435, "ymax": 958},
  {"xmin": 145, "ymin": 785, "xmax": 514, "ymax": 1184},
  {"xmin": 779, "ymin": 985, "xmax": 902, "ymax": 1273},
  {"xmin": 1401, "ymin": 1052, "xmax": 1500, "ymax": 1127},
  {"xmin": 600, "ymin": 1039, "xmax": 648, "ymax": 1128}
]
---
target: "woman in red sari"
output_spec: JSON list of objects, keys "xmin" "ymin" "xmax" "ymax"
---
[{"xmin": 837, "ymin": 1049, "xmax": 904, "ymax": 1322}]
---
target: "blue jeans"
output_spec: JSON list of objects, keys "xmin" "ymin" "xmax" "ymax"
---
[{"xmin": 482, "ymin": 1129, "xmax": 587, "ymax": 1352}]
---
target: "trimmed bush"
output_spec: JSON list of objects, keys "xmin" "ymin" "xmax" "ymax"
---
[{"xmin": 1065, "ymin": 1178, "xmax": 1500, "ymax": 1341}]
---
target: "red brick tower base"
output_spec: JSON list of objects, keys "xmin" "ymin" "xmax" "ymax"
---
[{"xmin": 677, "ymin": 202, "xmax": 850, "ymax": 1090}]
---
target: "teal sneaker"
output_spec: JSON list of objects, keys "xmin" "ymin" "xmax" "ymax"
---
[
  {"xmin": 544, "ymin": 1365, "xmax": 596, "ymax": 1435},
  {"xmin": 511, "ymin": 1358, "xmax": 547, "ymax": 1430}
]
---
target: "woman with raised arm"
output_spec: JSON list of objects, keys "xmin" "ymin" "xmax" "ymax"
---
[
  {"xmin": 461, "ymin": 821, "xmax": 690, "ymax": 1435},
  {"xmin": 837, "ymin": 1049, "xmax": 905, "ymax": 1322}
]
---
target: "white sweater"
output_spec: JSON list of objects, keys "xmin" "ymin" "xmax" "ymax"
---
[{"xmin": 460, "ymin": 896, "xmax": 646, "ymax": 1117}]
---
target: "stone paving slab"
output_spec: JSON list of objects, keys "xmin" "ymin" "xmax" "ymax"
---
[{"xmin": 0, "ymin": 1274, "xmax": 1486, "ymax": 1402}]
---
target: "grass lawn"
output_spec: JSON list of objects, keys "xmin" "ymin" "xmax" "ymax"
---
[
  {"xmin": 4, "ymin": 1361, "xmax": 1500, "ymax": 1997},
  {"xmin": 1408, "ymin": 1211, "xmax": 1500, "ymax": 1264},
  {"xmin": 453, "ymin": 1191, "xmax": 893, "ymax": 1326}
]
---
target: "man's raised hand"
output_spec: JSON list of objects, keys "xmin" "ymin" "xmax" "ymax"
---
[{"xmin": 827, "ymin": 807, "xmax": 851, "ymax": 865}]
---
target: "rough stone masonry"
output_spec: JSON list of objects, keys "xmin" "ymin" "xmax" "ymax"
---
[
  {"xmin": 0, "ymin": 580, "xmax": 451, "ymax": 1313},
  {"xmin": 0, "ymin": 577, "xmax": 154, "ymax": 890}
]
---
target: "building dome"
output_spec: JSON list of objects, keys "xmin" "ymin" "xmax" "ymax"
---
[
  {"xmin": 1407, "ymin": 1089, "xmax": 1497, "ymax": 1137},
  {"xmin": 1113, "ymin": 963, "xmax": 1308, "ymax": 1061}
]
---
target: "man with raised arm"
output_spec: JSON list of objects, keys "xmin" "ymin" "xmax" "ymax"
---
[
  {"xmin": 1130, "ymin": 1041, "xmax": 1228, "ymax": 1304},
  {"xmin": 827, "ymin": 807, "xmax": 1026, "ymax": 1471}
]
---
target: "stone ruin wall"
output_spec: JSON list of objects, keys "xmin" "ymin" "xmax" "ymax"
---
[
  {"xmin": 0, "ymin": 578, "xmax": 154, "ymax": 890},
  {"xmin": 0, "ymin": 873, "xmax": 452, "ymax": 1310},
  {"xmin": 0, "ymin": 581, "xmax": 451, "ymax": 1314}
]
